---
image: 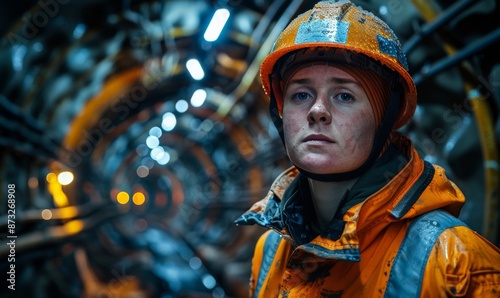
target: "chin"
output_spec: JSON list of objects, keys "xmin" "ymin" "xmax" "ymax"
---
[
  {"xmin": 292, "ymin": 152, "xmax": 365, "ymax": 172},
  {"xmin": 292, "ymin": 161, "xmax": 337, "ymax": 174},
  {"xmin": 293, "ymin": 158, "xmax": 360, "ymax": 174}
]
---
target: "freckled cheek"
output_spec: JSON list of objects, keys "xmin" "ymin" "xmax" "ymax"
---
[
  {"xmin": 357, "ymin": 116, "xmax": 376, "ymax": 151},
  {"xmin": 283, "ymin": 116, "xmax": 306, "ymax": 149},
  {"xmin": 342, "ymin": 113, "xmax": 375, "ymax": 152},
  {"xmin": 283, "ymin": 119, "xmax": 299, "ymax": 141}
]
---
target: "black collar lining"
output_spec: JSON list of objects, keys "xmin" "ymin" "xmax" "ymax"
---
[{"xmin": 390, "ymin": 161, "xmax": 435, "ymax": 219}]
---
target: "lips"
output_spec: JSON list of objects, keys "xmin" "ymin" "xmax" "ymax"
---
[{"xmin": 303, "ymin": 134, "xmax": 334, "ymax": 143}]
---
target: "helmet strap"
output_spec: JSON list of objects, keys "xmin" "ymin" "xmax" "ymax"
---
[{"xmin": 269, "ymin": 78, "xmax": 286, "ymax": 148}]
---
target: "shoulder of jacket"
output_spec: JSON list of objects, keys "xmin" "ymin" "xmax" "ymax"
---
[
  {"xmin": 423, "ymin": 222, "xmax": 500, "ymax": 296},
  {"xmin": 386, "ymin": 210, "xmax": 467, "ymax": 296},
  {"xmin": 433, "ymin": 225, "xmax": 500, "ymax": 256}
]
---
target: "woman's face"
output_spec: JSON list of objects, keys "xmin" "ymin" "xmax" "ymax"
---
[{"xmin": 282, "ymin": 64, "xmax": 376, "ymax": 174}]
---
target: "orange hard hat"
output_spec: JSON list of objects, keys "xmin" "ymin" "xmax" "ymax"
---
[{"xmin": 260, "ymin": 0, "xmax": 417, "ymax": 129}]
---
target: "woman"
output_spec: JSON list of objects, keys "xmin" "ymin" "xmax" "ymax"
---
[{"xmin": 235, "ymin": 1, "xmax": 500, "ymax": 297}]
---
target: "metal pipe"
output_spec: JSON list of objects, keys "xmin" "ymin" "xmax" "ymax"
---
[
  {"xmin": 413, "ymin": 28, "xmax": 500, "ymax": 85},
  {"xmin": 403, "ymin": 0, "xmax": 476, "ymax": 54}
]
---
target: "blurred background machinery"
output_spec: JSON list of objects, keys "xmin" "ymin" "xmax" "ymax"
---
[{"xmin": 0, "ymin": 0, "xmax": 499, "ymax": 297}]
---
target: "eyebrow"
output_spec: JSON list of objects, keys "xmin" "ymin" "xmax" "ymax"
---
[{"xmin": 287, "ymin": 77, "xmax": 362, "ymax": 87}]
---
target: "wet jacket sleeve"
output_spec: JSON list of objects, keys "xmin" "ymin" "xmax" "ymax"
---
[{"xmin": 422, "ymin": 226, "xmax": 500, "ymax": 297}]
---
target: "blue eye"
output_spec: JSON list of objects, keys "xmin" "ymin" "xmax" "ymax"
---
[
  {"xmin": 337, "ymin": 93, "xmax": 353, "ymax": 102},
  {"xmin": 291, "ymin": 92, "xmax": 311, "ymax": 101}
]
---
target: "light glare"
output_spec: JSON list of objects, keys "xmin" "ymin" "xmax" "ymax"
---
[
  {"xmin": 162, "ymin": 112, "xmax": 177, "ymax": 131},
  {"xmin": 41, "ymin": 209, "xmax": 53, "ymax": 220},
  {"xmin": 175, "ymin": 99, "xmax": 189, "ymax": 113},
  {"xmin": 157, "ymin": 151, "xmax": 171, "ymax": 165},
  {"xmin": 149, "ymin": 126, "xmax": 162, "ymax": 138},
  {"xmin": 146, "ymin": 135, "xmax": 160, "ymax": 149},
  {"xmin": 186, "ymin": 58, "xmax": 205, "ymax": 80},
  {"xmin": 58, "ymin": 171, "xmax": 74, "ymax": 185},
  {"xmin": 116, "ymin": 191, "xmax": 130, "ymax": 204},
  {"xmin": 203, "ymin": 9, "xmax": 230, "ymax": 42},
  {"xmin": 132, "ymin": 192, "xmax": 146, "ymax": 205},
  {"xmin": 151, "ymin": 147, "xmax": 165, "ymax": 161},
  {"xmin": 191, "ymin": 89, "xmax": 207, "ymax": 107}
]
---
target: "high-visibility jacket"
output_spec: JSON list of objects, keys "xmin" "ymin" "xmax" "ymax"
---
[{"xmin": 235, "ymin": 133, "xmax": 500, "ymax": 297}]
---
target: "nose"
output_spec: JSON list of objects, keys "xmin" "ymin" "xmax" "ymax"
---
[{"xmin": 308, "ymin": 97, "xmax": 332, "ymax": 124}]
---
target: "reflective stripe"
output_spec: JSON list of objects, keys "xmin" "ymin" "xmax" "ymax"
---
[
  {"xmin": 384, "ymin": 210, "xmax": 466, "ymax": 297},
  {"xmin": 254, "ymin": 231, "xmax": 282, "ymax": 298},
  {"xmin": 295, "ymin": 18, "xmax": 349, "ymax": 44},
  {"xmin": 377, "ymin": 34, "xmax": 409, "ymax": 70}
]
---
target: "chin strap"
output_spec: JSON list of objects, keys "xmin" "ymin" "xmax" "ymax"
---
[{"xmin": 270, "ymin": 75, "xmax": 403, "ymax": 182}]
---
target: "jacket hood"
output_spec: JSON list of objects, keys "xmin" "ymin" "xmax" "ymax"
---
[{"xmin": 235, "ymin": 133, "xmax": 465, "ymax": 253}]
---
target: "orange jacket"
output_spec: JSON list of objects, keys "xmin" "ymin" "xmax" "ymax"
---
[{"xmin": 235, "ymin": 134, "xmax": 500, "ymax": 297}]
